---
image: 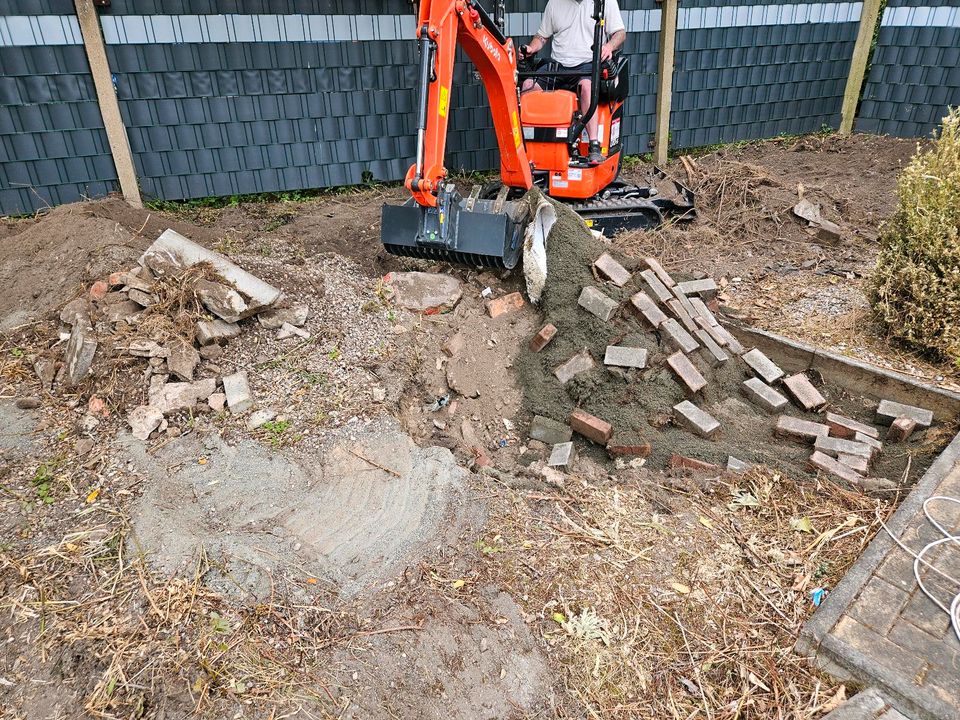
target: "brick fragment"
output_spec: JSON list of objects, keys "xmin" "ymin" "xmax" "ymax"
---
[
  {"xmin": 825, "ymin": 412, "xmax": 879, "ymax": 439},
  {"xmin": 604, "ymin": 345, "xmax": 647, "ymax": 369},
  {"xmin": 578, "ymin": 286, "xmax": 619, "ymax": 321},
  {"xmin": 606, "ymin": 437, "xmax": 652, "ymax": 457},
  {"xmin": 569, "ymin": 409, "xmax": 613, "ymax": 445},
  {"xmin": 814, "ymin": 434, "xmax": 874, "ymax": 460},
  {"xmin": 529, "ymin": 415, "xmax": 573, "ymax": 445},
  {"xmin": 554, "ymin": 349, "xmax": 595, "ymax": 384},
  {"xmin": 742, "ymin": 348, "xmax": 785, "ymax": 384},
  {"xmin": 548, "ymin": 442, "xmax": 575, "ymax": 467},
  {"xmin": 666, "ymin": 298, "xmax": 699, "ymax": 334},
  {"xmin": 727, "ymin": 456, "xmax": 751, "ymax": 472},
  {"xmin": 643, "ymin": 257, "xmax": 675, "ymax": 287},
  {"xmin": 782, "ymin": 373, "xmax": 826, "ymax": 411},
  {"xmin": 593, "ymin": 252, "xmax": 631, "ymax": 287},
  {"xmin": 672, "ymin": 400, "xmax": 720, "ymax": 438},
  {"xmin": 89, "ymin": 280, "xmax": 109, "ymax": 301},
  {"xmin": 660, "ymin": 318, "xmax": 699, "ymax": 354},
  {"xmin": 639, "ymin": 269, "xmax": 673, "ymax": 303},
  {"xmin": 676, "ymin": 278, "xmax": 718, "ymax": 297},
  {"xmin": 837, "ymin": 453, "xmax": 869, "ymax": 474},
  {"xmin": 668, "ymin": 455, "xmax": 720, "ymax": 472},
  {"xmin": 694, "ymin": 329, "xmax": 729, "ymax": 366},
  {"xmin": 486, "ymin": 291, "xmax": 525, "ymax": 318},
  {"xmin": 630, "ymin": 291, "xmax": 667, "ymax": 328},
  {"xmin": 876, "ymin": 399, "xmax": 932, "ymax": 428},
  {"xmin": 741, "ymin": 377, "xmax": 788, "ymax": 412},
  {"xmin": 667, "ymin": 351, "xmax": 707, "ymax": 394},
  {"xmin": 711, "ymin": 323, "xmax": 745, "ymax": 354},
  {"xmin": 886, "ymin": 415, "xmax": 917, "ymax": 443},
  {"xmin": 775, "ymin": 415, "xmax": 830, "ymax": 442},
  {"xmin": 529, "ymin": 323, "xmax": 557, "ymax": 352}
]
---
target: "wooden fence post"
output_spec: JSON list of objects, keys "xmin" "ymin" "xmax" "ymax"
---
[
  {"xmin": 839, "ymin": 0, "xmax": 883, "ymax": 135},
  {"xmin": 74, "ymin": 0, "xmax": 143, "ymax": 207},
  {"xmin": 653, "ymin": 0, "xmax": 678, "ymax": 165}
]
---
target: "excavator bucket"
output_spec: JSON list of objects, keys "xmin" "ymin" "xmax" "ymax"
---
[{"xmin": 381, "ymin": 186, "xmax": 530, "ymax": 269}]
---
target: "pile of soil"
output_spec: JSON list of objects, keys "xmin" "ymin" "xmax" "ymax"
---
[{"xmin": 516, "ymin": 198, "xmax": 935, "ymax": 484}]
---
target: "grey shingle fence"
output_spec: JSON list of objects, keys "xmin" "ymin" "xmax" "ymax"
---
[
  {"xmin": 0, "ymin": 0, "xmax": 956, "ymax": 216},
  {"xmin": 855, "ymin": 0, "xmax": 960, "ymax": 138}
]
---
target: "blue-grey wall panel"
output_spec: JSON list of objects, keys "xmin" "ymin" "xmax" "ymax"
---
[
  {"xmin": 0, "ymin": 39, "xmax": 117, "ymax": 215},
  {"xmin": 854, "ymin": 1, "xmax": 960, "ymax": 137}
]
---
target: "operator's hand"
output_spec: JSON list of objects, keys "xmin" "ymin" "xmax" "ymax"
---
[
  {"xmin": 600, "ymin": 43, "xmax": 613, "ymax": 62},
  {"xmin": 518, "ymin": 44, "xmax": 531, "ymax": 60}
]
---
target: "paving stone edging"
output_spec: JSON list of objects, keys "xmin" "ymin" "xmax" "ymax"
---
[{"xmin": 795, "ymin": 430, "xmax": 960, "ymax": 720}]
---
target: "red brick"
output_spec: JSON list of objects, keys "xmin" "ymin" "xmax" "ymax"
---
[
  {"xmin": 782, "ymin": 373, "xmax": 826, "ymax": 411},
  {"xmin": 667, "ymin": 351, "xmax": 707, "ymax": 394},
  {"xmin": 89, "ymin": 280, "xmax": 109, "ymax": 301},
  {"xmin": 668, "ymin": 455, "xmax": 720, "ymax": 472},
  {"xmin": 775, "ymin": 415, "xmax": 829, "ymax": 443},
  {"xmin": 825, "ymin": 412, "xmax": 879, "ymax": 439},
  {"xmin": 486, "ymin": 292, "xmax": 524, "ymax": 318},
  {"xmin": 606, "ymin": 438, "xmax": 652, "ymax": 457},
  {"xmin": 569, "ymin": 409, "xmax": 613, "ymax": 445},
  {"xmin": 529, "ymin": 323, "xmax": 557, "ymax": 352},
  {"xmin": 886, "ymin": 416, "xmax": 917, "ymax": 443},
  {"xmin": 593, "ymin": 252, "xmax": 631, "ymax": 287}
]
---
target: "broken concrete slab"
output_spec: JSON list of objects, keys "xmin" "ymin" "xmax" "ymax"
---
[
  {"xmin": 578, "ymin": 286, "xmax": 618, "ymax": 321},
  {"xmin": 593, "ymin": 252, "xmax": 631, "ymax": 287},
  {"xmin": 59, "ymin": 298, "xmax": 89, "ymax": 326},
  {"xmin": 783, "ymin": 373, "xmax": 827, "ymax": 411},
  {"xmin": 222, "ymin": 371, "xmax": 254, "ymax": 414},
  {"xmin": 793, "ymin": 198, "xmax": 822, "ymax": 224},
  {"xmin": 128, "ymin": 405, "xmax": 163, "ymax": 440},
  {"xmin": 876, "ymin": 399, "xmax": 933, "ymax": 428},
  {"xmin": 673, "ymin": 400, "xmax": 720, "ymax": 439},
  {"xmin": 742, "ymin": 348, "xmax": 785, "ymax": 385},
  {"xmin": 569, "ymin": 409, "xmax": 613, "ymax": 445},
  {"xmin": 247, "ymin": 409, "xmax": 277, "ymax": 430},
  {"xmin": 529, "ymin": 415, "xmax": 573, "ymax": 445},
  {"xmin": 825, "ymin": 412, "xmax": 880, "ymax": 440},
  {"xmin": 166, "ymin": 338, "xmax": 200, "ymax": 382},
  {"xmin": 150, "ymin": 378, "xmax": 217, "ymax": 415},
  {"xmin": 195, "ymin": 319, "xmax": 241, "ymax": 346},
  {"xmin": 102, "ymin": 299, "xmax": 143, "ymax": 324},
  {"xmin": 384, "ymin": 271, "xmax": 462, "ymax": 312},
  {"xmin": 548, "ymin": 441, "xmax": 575, "ymax": 467},
  {"xmin": 195, "ymin": 279, "xmax": 248, "ymax": 323},
  {"xmin": 127, "ymin": 339, "xmax": 168, "ymax": 358},
  {"xmin": 630, "ymin": 291, "xmax": 668, "ymax": 328},
  {"xmin": 667, "ymin": 351, "xmax": 707, "ymax": 394},
  {"xmin": 277, "ymin": 322, "xmax": 311, "ymax": 340},
  {"xmin": 554, "ymin": 349, "xmax": 595, "ymax": 384},
  {"xmin": 741, "ymin": 377, "xmax": 789, "ymax": 413},
  {"xmin": 775, "ymin": 415, "xmax": 830, "ymax": 443},
  {"xmin": 64, "ymin": 322, "xmax": 97, "ymax": 386},
  {"xmin": 257, "ymin": 304, "xmax": 309, "ymax": 330},
  {"xmin": 142, "ymin": 229, "xmax": 281, "ymax": 312},
  {"xmin": 603, "ymin": 345, "xmax": 647, "ymax": 369}
]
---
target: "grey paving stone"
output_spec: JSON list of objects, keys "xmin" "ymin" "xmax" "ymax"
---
[
  {"xmin": 673, "ymin": 400, "xmax": 720, "ymax": 439},
  {"xmin": 578, "ymin": 286, "xmax": 619, "ymax": 321},
  {"xmin": 742, "ymin": 348, "xmax": 785, "ymax": 384},
  {"xmin": 742, "ymin": 377, "xmax": 789, "ymax": 412},
  {"xmin": 529, "ymin": 415, "xmax": 573, "ymax": 445},
  {"xmin": 604, "ymin": 345, "xmax": 647, "ymax": 369},
  {"xmin": 876, "ymin": 399, "xmax": 933, "ymax": 428},
  {"xmin": 661, "ymin": 318, "xmax": 699, "ymax": 354}
]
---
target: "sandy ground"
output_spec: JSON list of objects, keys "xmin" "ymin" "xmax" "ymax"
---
[{"xmin": 0, "ymin": 133, "xmax": 956, "ymax": 719}]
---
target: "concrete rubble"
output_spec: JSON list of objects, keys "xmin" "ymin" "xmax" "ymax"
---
[{"xmin": 44, "ymin": 227, "xmax": 296, "ymax": 442}]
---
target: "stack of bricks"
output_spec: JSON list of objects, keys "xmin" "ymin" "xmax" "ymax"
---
[{"xmin": 524, "ymin": 250, "xmax": 936, "ymax": 485}]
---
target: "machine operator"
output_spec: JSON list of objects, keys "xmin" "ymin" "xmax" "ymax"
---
[{"xmin": 519, "ymin": 0, "xmax": 627, "ymax": 165}]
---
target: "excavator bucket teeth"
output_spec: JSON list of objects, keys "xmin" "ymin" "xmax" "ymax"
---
[{"xmin": 381, "ymin": 196, "xmax": 527, "ymax": 270}]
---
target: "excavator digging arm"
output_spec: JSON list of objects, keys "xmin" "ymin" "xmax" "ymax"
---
[{"xmin": 406, "ymin": 0, "xmax": 532, "ymax": 207}]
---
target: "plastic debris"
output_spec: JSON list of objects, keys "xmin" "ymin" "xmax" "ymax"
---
[
  {"xmin": 810, "ymin": 587, "xmax": 826, "ymax": 606},
  {"xmin": 425, "ymin": 394, "xmax": 450, "ymax": 412}
]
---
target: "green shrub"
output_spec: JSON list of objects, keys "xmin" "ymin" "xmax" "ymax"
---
[{"xmin": 869, "ymin": 107, "xmax": 960, "ymax": 366}]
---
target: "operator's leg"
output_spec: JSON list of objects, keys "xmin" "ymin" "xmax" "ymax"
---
[
  {"xmin": 579, "ymin": 78, "xmax": 604, "ymax": 165},
  {"xmin": 521, "ymin": 79, "xmax": 543, "ymax": 94}
]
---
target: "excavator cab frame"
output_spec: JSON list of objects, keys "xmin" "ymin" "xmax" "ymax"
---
[{"xmin": 380, "ymin": 0, "xmax": 695, "ymax": 269}]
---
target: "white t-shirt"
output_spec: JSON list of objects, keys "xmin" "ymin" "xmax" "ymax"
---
[{"xmin": 536, "ymin": 0, "xmax": 626, "ymax": 67}]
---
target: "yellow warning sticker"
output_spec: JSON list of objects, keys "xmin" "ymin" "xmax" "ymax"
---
[
  {"xmin": 438, "ymin": 86, "xmax": 449, "ymax": 118},
  {"xmin": 511, "ymin": 111, "xmax": 521, "ymax": 148},
  {"xmin": 584, "ymin": 219, "xmax": 594, "ymax": 227}
]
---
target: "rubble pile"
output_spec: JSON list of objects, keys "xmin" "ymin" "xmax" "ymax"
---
[
  {"xmin": 517, "ymin": 206, "xmax": 936, "ymax": 491},
  {"xmin": 39, "ymin": 229, "xmax": 310, "ymax": 442}
]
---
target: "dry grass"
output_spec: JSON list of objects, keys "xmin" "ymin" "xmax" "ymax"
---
[{"xmin": 470, "ymin": 466, "xmax": 892, "ymax": 719}]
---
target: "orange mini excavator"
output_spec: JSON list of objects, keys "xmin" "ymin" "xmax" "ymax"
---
[{"xmin": 380, "ymin": 0, "xmax": 694, "ymax": 269}]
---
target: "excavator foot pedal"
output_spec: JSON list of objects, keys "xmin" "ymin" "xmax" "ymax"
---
[{"xmin": 381, "ymin": 186, "xmax": 529, "ymax": 269}]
